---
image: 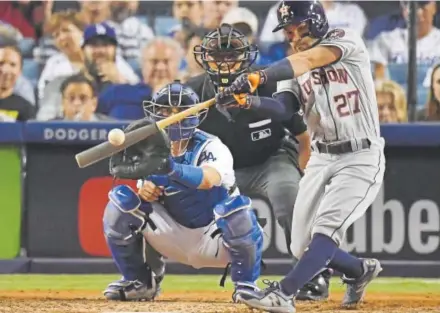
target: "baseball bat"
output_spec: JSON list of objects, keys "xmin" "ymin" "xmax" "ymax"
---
[{"xmin": 75, "ymin": 98, "xmax": 217, "ymax": 168}]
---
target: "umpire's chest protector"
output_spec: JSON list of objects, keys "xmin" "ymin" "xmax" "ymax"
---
[{"xmin": 161, "ymin": 131, "xmax": 229, "ymax": 229}]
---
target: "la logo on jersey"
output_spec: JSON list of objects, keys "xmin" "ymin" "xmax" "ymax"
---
[{"xmin": 199, "ymin": 150, "xmax": 216, "ymax": 163}]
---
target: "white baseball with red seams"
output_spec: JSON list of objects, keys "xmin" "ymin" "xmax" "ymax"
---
[{"xmin": 108, "ymin": 128, "xmax": 126, "ymax": 146}]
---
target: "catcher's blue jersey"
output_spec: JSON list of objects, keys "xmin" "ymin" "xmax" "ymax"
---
[{"xmin": 143, "ymin": 130, "xmax": 236, "ymax": 229}]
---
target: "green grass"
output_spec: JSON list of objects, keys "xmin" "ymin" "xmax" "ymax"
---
[{"xmin": 0, "ymin": 275, "xmax": 439, "ymax": 294}]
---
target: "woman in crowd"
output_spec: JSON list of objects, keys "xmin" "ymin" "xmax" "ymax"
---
[
  {"xmin": 37, "ymin": 10, "xmax": 86, "ymax": 101},
  {"xmin": 375, "ymin": 80, "xmax": 408, "ymax": 123},
  {"xmin": 423, "ymin": 63, "xmax": 440, "ymax": 121}
]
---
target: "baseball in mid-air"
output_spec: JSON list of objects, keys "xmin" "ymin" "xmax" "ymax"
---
[{"xmin": 108, "ymin": 128, "xmax": 125, "ymax": 146}]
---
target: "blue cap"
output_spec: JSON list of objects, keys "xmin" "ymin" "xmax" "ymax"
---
[{"xmin": 82, "ymin": 23, "xmax": 117, "ymax": 47}]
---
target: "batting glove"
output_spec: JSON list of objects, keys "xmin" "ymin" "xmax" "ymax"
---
[
  {"xmin": 215, "ymin": 93, "xmax": 252, "ymax": 109},
  {"xmin": 220, "ymin": 72, "xmax": 265, "ymax": 97}
]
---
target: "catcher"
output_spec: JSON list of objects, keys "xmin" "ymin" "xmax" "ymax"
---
[{"xmin": 102, "ymin": 81, "xmax": 264, "ymax": 302}]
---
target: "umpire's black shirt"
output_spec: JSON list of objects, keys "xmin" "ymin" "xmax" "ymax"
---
[{"xmin": 186, "ymin": 73, "xmax": 307, "ymax": 169}]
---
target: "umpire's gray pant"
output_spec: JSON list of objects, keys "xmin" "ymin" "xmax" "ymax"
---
[{"xmin": 235, "ymin": 143, "xmax": 302, "ymax": 255}]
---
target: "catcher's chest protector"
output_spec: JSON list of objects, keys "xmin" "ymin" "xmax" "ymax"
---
[{"xmin": 159, "ymin": 131, "xmax": 230, "ymax": 229}]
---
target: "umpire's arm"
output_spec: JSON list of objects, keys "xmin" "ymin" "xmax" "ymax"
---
[{"xmin": 273, "ymin": 88, "xmax": 312, "ymax": 171}]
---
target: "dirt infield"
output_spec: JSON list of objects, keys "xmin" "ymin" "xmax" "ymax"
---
[{"xmin": 0, "ymin": 290, "xmax": 439, "ymax": 313}]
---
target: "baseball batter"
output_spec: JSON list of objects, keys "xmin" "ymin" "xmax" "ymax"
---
[
  {"xmin": 102, "ymin": 82, "xmax": 263, "ymax": 302},
  {"xmin": 218, "ymin": 1, "xmax": 386, "ymax": 312}
]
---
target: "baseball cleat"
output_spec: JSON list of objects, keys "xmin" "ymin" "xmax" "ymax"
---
[
  {"xmin": 103, "ymin": 275, "xmax": 162, "ymax": 301},
  {"xmin": 296, "ymin": 268, "xmax": 332, "ymax": 301},
  {"xmin": 341, "ymin": 258, "xmax": 382, "ymax": 308},
  {"xmin": 234, "ymin": 280, "xmax": 296, "ymax": 313},
  {"xmin": 232, "ymin": 282, "xmax": 260, "ymax": 304}
]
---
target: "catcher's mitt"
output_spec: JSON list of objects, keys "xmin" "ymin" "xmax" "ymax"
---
[{"xmin": 109, "ymin": 117, "xmax": 171, "ymax": 179}]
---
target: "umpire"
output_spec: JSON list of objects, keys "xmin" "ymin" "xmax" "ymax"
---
[{"xmin": 186, "ymin": 23, "xmax": 330, "ymax": 301}]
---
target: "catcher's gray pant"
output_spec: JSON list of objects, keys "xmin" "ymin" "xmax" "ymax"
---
[{"xmin": 235, "ymin": 144, "xmax": 302, "ymax": 255}]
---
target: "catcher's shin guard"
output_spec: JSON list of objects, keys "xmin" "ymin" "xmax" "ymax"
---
[
  {"xmin": 103, "ymin": 185, "xmax": 159, "ymax": 301},
  {"xmin": 214, "ymin": 196, "xmax": 263, "ymax": 289}
]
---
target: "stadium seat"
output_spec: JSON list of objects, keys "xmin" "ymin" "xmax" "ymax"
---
[
  {"xmin": 126, "ymin": 58, "xmax": 142, "ymax": 78},
  {"xmin": 21, "ymin": 59, "xmax": 40, "ymax": 87},
  {"xmin": 417, "ymin": 88, "xmax": 429, "ymax": 107},
  {"xmin": 388, "ymin": 63, "xmax": 431, "ymax": 86},
  {"xmin": 18, "ymin": 38, "xmax": 36, "ymax": 58},
  {"xmin": 401, "ymin": 83, "xmax": 429, "ymax": 109},
  {"xmin": 154, "ymin": 16, "xmax": 180, "ymax": 36},
  {"xmin": 136, "ymin": 15, "xmax": 149, "ymax": 27}
]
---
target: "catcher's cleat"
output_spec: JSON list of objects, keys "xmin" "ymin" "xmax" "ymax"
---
[
  {"xmin": 232, "ymin": 282, "xmax": 260, "ymax": 304},
  {"xmin": 103, "ymin": 275, "xmax": 162, "ymax": 301},
  {"xmin": 341, "ymin": 258, "xmax": 382, "ymax": 308},
  {"xmin": 235, "ymin": 280, "xmax": 295, "ymax": 313},
  {"xmin": 296, "ymin": 268, "xmax": 332, "ymax": 301}
]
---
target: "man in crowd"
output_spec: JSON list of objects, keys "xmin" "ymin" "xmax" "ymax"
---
[
  {"xmin": 0, "ymin": 44, "xmax": 35, "ymax": 121},
  {"xmin": 98, "ymin": 37, "xmax": 182, "ymax": 120},
  {"xmin": 57, "ymin": 73, "xmax": 110, "ymax": 121},
  {"xmin": 369, "ymin": 1, "xmax": 440, "ymax": 81},
  {"xmin": 37, "ymin": 22, "xmax": 139, "ymax": 120}
]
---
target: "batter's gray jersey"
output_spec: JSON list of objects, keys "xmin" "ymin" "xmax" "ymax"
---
[{"xmin": 278, "ymin": 29, "xmax": 381, "ymax": 142}]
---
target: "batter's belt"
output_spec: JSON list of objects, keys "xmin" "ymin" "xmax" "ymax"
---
[{"xmin": 313, "ymin": 138, "xmax": 371, "ymax": 155}]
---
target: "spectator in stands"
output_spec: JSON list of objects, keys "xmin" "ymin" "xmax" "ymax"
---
[
  {"xmin": 369, "ymin": 1, "xmax": 440, "ymax": 80},
  {"xmin": 98, "ymin": 37, "xmax": 183, "ymax": 120},
  {"xmin": 375, "ymin": 80, "xmax": 408, "ymax": 123},
  {"xmin": 34, "ymin": 0, "xmax": 154, "ymax": 62},
  {"xmin": 260, "ymin": 0, "xmax": 367, "ymax": 44},
  {"xmin": 37, "ymin": 23, "xmax": 139, "ymax": 121},
  {"xmin": 57, "ymin": 73, "xmax": 109, "ymax": 121},
  {"xmin": 202, "ymin": 0, "xmax": 237, "ymax": 30},
  {"xmin": 0, "ymin": 24, "xmax": 36, "ymax": 106},
  {"xmin": 0, "ymin": 44, "xmax": 35, "ymax": 121},
  {"xmin": 220, "ymin": 7, "xmax": 278, "ymax": 66},
  {"xmin": 170, "ymin": 0, "xmax": 203, "ymax": 47},
  {"xmin": 423, "ymin": 63, "xmax": 440, "ymax": 121},
  {"xmin": 108, "ymin": 1, "xmax": 155, "ymax": 59},
  {"xmin": 38, "ymin": 11, "xmax": 86, "ymax": 102},
  {"xmin": 180, "ymin": 33, "xmax": 205, "ymax": 83},
  {"xmin": 0, "ymin": 0, "xmax": 51, "ymax": 40}
]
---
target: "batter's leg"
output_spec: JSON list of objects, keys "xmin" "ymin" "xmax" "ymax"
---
[{"xmin": 280, "ymin": 148, "xmax": 385, "ymax": 304}]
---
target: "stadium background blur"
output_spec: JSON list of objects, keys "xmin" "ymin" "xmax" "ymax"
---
[{"xmin": 0, "ymin": 0, "xmax": 439, "ymax": 279}]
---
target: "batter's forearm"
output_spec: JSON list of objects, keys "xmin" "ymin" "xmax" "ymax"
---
[
  {"xmin": 260, "ymin": 58, "xmax": 296, "ymax": 83},
  {"xmin": 248, "ymin": 96, "xmax": 294, "ymax": 120}
]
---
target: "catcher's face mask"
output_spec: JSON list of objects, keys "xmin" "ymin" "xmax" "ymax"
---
[
  {"xmin": 143, "ymin": 81, "xmax": 207, "ymax": 142},
  {"xmin": 194, "ymin": 23, "xmax": 258, "ymax": 89}
]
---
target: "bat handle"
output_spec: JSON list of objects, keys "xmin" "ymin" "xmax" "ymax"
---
[{"xmin": 156, "ymin": 98, "xmax": 216, "ymax": 130}]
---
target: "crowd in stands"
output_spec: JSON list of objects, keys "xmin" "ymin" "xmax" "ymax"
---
[{"xmin": 0, "ymin": 0, "xmax": 440, "ymax": 123}]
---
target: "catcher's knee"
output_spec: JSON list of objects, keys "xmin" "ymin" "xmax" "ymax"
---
[
  {"xmin": 103, "ymin": 185, "xmax": 152, "ymax": 244},
  {"xmin": 214, "ymin": 195, "xmax": 263, "ymax": 284}
]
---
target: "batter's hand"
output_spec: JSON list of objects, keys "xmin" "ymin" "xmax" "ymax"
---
[
  {"xmin": 221, "ymin": 72, "xmax": 263, "ymax": 96},
  {"xmin": 138, "ymin": 180, "xmax": 163, "ymax": 202},
  {"xmin": 215, "ymin": 92, "xmax": 251, "ymax": 109}
]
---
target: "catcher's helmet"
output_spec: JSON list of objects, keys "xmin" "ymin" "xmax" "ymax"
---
[
  {"xmin": 193, "ymin": 23, "xmax": 258, "ymax": 89},
  {"xmin": 143, "ymin": 81, "xmax": 206, "ymax": 141},
  {"xmin": 273, "ymin": 1, "xmax": 329, "ymax": 39}
]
